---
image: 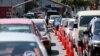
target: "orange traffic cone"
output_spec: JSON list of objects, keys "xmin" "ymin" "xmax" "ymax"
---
[{"xmin": 65, "ymin": 39, "xmax": 70, "ymax": 56}]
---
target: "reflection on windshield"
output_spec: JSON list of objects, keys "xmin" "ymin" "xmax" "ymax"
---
[
  {"xmin": 0, "ymin": 42, "xmax": 42, "ymax": 56},
  {"xmin": 35, "ymin": 23, "xmax": 45, "ymax": 31},
  {"xmin": 0, "ymin": 24, "xmax": 31, "ymax": 33},
  {"xmin": 80, "ymin": 16, "xmax": 100, "ymax": 27}
]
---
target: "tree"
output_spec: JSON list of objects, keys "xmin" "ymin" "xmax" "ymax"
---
[{"xmin": 61, "ymin": 0, "xmax": 94, "ymax": 6}]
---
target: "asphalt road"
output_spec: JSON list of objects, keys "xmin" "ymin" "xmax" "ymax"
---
[
  {"xmin": 50, "ymin": 33, "xmax": 66, "ymax": 56},
  {"xmin": 49, "ymin": 32, "xmax": 78, "ymax": 56}
]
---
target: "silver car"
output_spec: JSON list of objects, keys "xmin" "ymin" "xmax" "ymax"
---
[
  {"xmin": 0, "ymin": 32, "xmax": 48, "ymax": 56},
  {"xmin": 32, "ymin": 19, "xmax": 51, "ymax": 53}
]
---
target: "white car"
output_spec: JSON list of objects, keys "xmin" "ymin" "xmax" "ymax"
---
[
  {"xmin": 0, "ymin": 32, "xmax": 48, "ymax": 56},
  {"xmin": 49, "ymin": 15, "xmax": 62, "ymax": 24},
  {"xmin": 61, "ymin": 18, "xmax": 75, "ymax": 35},
  {"xmin": 32, "ymin": 19, "xmax": 51, "ymax": 53}
]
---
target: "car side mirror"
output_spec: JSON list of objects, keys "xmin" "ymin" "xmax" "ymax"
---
[
  {"xmin": 73, "ymin": 24, "xmax": 78, "ymax": 28},
  {"xmin": 83, "ymin": 31, "xmax": 89, "ymax": 34}
]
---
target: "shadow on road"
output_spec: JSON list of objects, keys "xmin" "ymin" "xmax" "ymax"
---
[
  {"xmin": 50, "ymin": 50, "xmax": 59, "ymax": 56},
  {"xmin": 51, "ymin": 43, "xmax": 56, "ymax": 46}
]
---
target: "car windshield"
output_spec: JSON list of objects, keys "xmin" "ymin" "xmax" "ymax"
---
[
  {"xmin": 95, "ymin": 21, "xmax": 100, "ymax": 29},
  {"xmin": 0, "ymin": 24, "xmax": 31, "ymax": 33},
  {"xmin": 0, "ymin": 42, "xmax": 42, "ymax": 56},
  {"xmin": 94, "ymin": 30, "xmax": 100, "ymax": 35},
  {"xmin": 68, "ymin": 21, "xmax": 74, "ymax": 28},
  {"xmin": 35, "ymin": 23, "xmax": 45, "ymax": 31},
  {"xmin": 80, "ymin": 16, "xmax": 100, "ymax": 27}
]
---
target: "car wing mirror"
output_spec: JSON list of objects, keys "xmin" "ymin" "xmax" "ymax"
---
[{"xmin": 73, "ymin": 24, "xmax": 78, "ymax": 28}]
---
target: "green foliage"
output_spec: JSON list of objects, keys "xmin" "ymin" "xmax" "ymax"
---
[{"xmin": 61, "ymin": 0, "xmax": 93, "ymax": 6}]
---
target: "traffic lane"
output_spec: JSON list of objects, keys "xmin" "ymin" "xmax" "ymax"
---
[{"xmin": 50, "ymin": 33, "xmax": 66, "ymax": 56}]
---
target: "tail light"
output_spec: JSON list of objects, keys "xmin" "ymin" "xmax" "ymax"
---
[{"xmin": 41, "ymin": 38, "xmax": 50, "ymax": 46}]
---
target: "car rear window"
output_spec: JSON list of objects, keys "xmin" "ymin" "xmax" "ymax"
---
[
  {"xmin": 0, "ymin": 24, "xmax": 31, "ymax": 33},
  {"xmin": 95, "ymin": 21, "xmax": 100, "ymax": 29},
  {"xmin": 35, "ymin": 23, "xmax": 46, "ymax": 31},
  {"xmin": 0, "ymin": 42, "xmax": 42, "ymax": 56}
]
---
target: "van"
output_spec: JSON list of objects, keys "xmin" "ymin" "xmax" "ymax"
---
[{"xmin": 73, "ymin": 10, "xmax": 100, "ymax": 56}]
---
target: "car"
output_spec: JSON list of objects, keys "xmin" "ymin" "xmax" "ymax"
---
[
  {"xmin": 83, "ymin": 17, "xmax": 100, "ymax": 55},
  {"xmin": 0, "ymin": 18, "xmax": 49, "ymax": 48},
  {"xmin": 88, "ymin": 29, "xmax": 100, "ymax": 56},
  {"xmin": 32, "ymin": 19, "xmax": 51, "ymax": 53},
  {"xmin": 0, "ymin": 32, "xmax": 48, "ymax": 56},
  {"xmin": 23, "ymin": 12, "xmax": 35, "ymax": 19},
  {"xmin": 49, "ymin": 15, "xmax": 62, "ymax": 25},
  {"xmin": 0, "ymin": 18, "xmax": 38, "ymax": 35}
]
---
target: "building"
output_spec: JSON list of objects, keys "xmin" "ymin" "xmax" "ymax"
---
[{"xmin": 0, "ymin": 0, "xmax": 25, "ymax": 18}]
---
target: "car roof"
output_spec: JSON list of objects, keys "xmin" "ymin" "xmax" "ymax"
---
[
  {"xmin": 32, "ymin": 19, "xmax": 45, "ymax": 23},
  {"xmin": 0, "ymin": 32, "xmax": 37, "ymax": 42},
  {"xmin": 77, "ymin": 10, "xmax": 100, "ymax": 16},
  {"xmin": 0, "ymin": 18, "xmax": 32, "ymax": 24},
  {"xmin": 68, "ymin": 19, "xmax": 75, "ymax": 21}
]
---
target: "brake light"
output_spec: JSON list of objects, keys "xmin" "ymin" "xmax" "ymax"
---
[{"xmin": 42, "ymin": 40, "xmax": 50, "ymax": 46}]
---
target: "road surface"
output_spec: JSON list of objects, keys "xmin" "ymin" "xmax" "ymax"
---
[{"xmin": 50, "ymin": 33, "xmax": 66, "ymax": 56}]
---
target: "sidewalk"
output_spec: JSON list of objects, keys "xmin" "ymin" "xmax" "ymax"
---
[{"xmin": 51, "ymin": 33, "xmax": 66, "ymax": 56}]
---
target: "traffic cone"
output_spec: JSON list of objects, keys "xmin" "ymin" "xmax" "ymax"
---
[
  {"xmin": 57, "ymin": 31, "xmax": 61, "ymax": 42},
  {"xmin": 65, "ymin": 39, "xmax": 70, "ymax": 56},
  {"xmin": 68, "ymin": 41, "xmax": 74, "ymax": 56},
  {"xmin": 62, "ymin": 36, "xmax": 66, "ymax": 49}
]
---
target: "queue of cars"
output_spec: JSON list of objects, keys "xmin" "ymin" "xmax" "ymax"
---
[{"xmin": 32, "ymin": 19, "xmax": 51, "ymax": 53}]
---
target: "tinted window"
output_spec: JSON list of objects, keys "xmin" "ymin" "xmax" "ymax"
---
[
  {"xmin": 95, "ymin": 21, "xmax": 100, "ymax": 29},
  {"xmin": 94, "ymin": 30, "xmax": 100, "ymax": 35},
  {"xmin": 35, "ymin": 23, "xmax": 45, "ymax": 31},
  {"xmin": 80, "ymin": 16, "xmax": 100, "ymax": 27},
  {"xmin": 68, "ymin": 21, "xmax": 74, "ymax": 28},
  {"xmin": 0, "ymin": 42, "xmax": 42, "ymax": 56},
  {"xmin": 0, "ymin": 24, "xmax": 31, "ymax": 33}
]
